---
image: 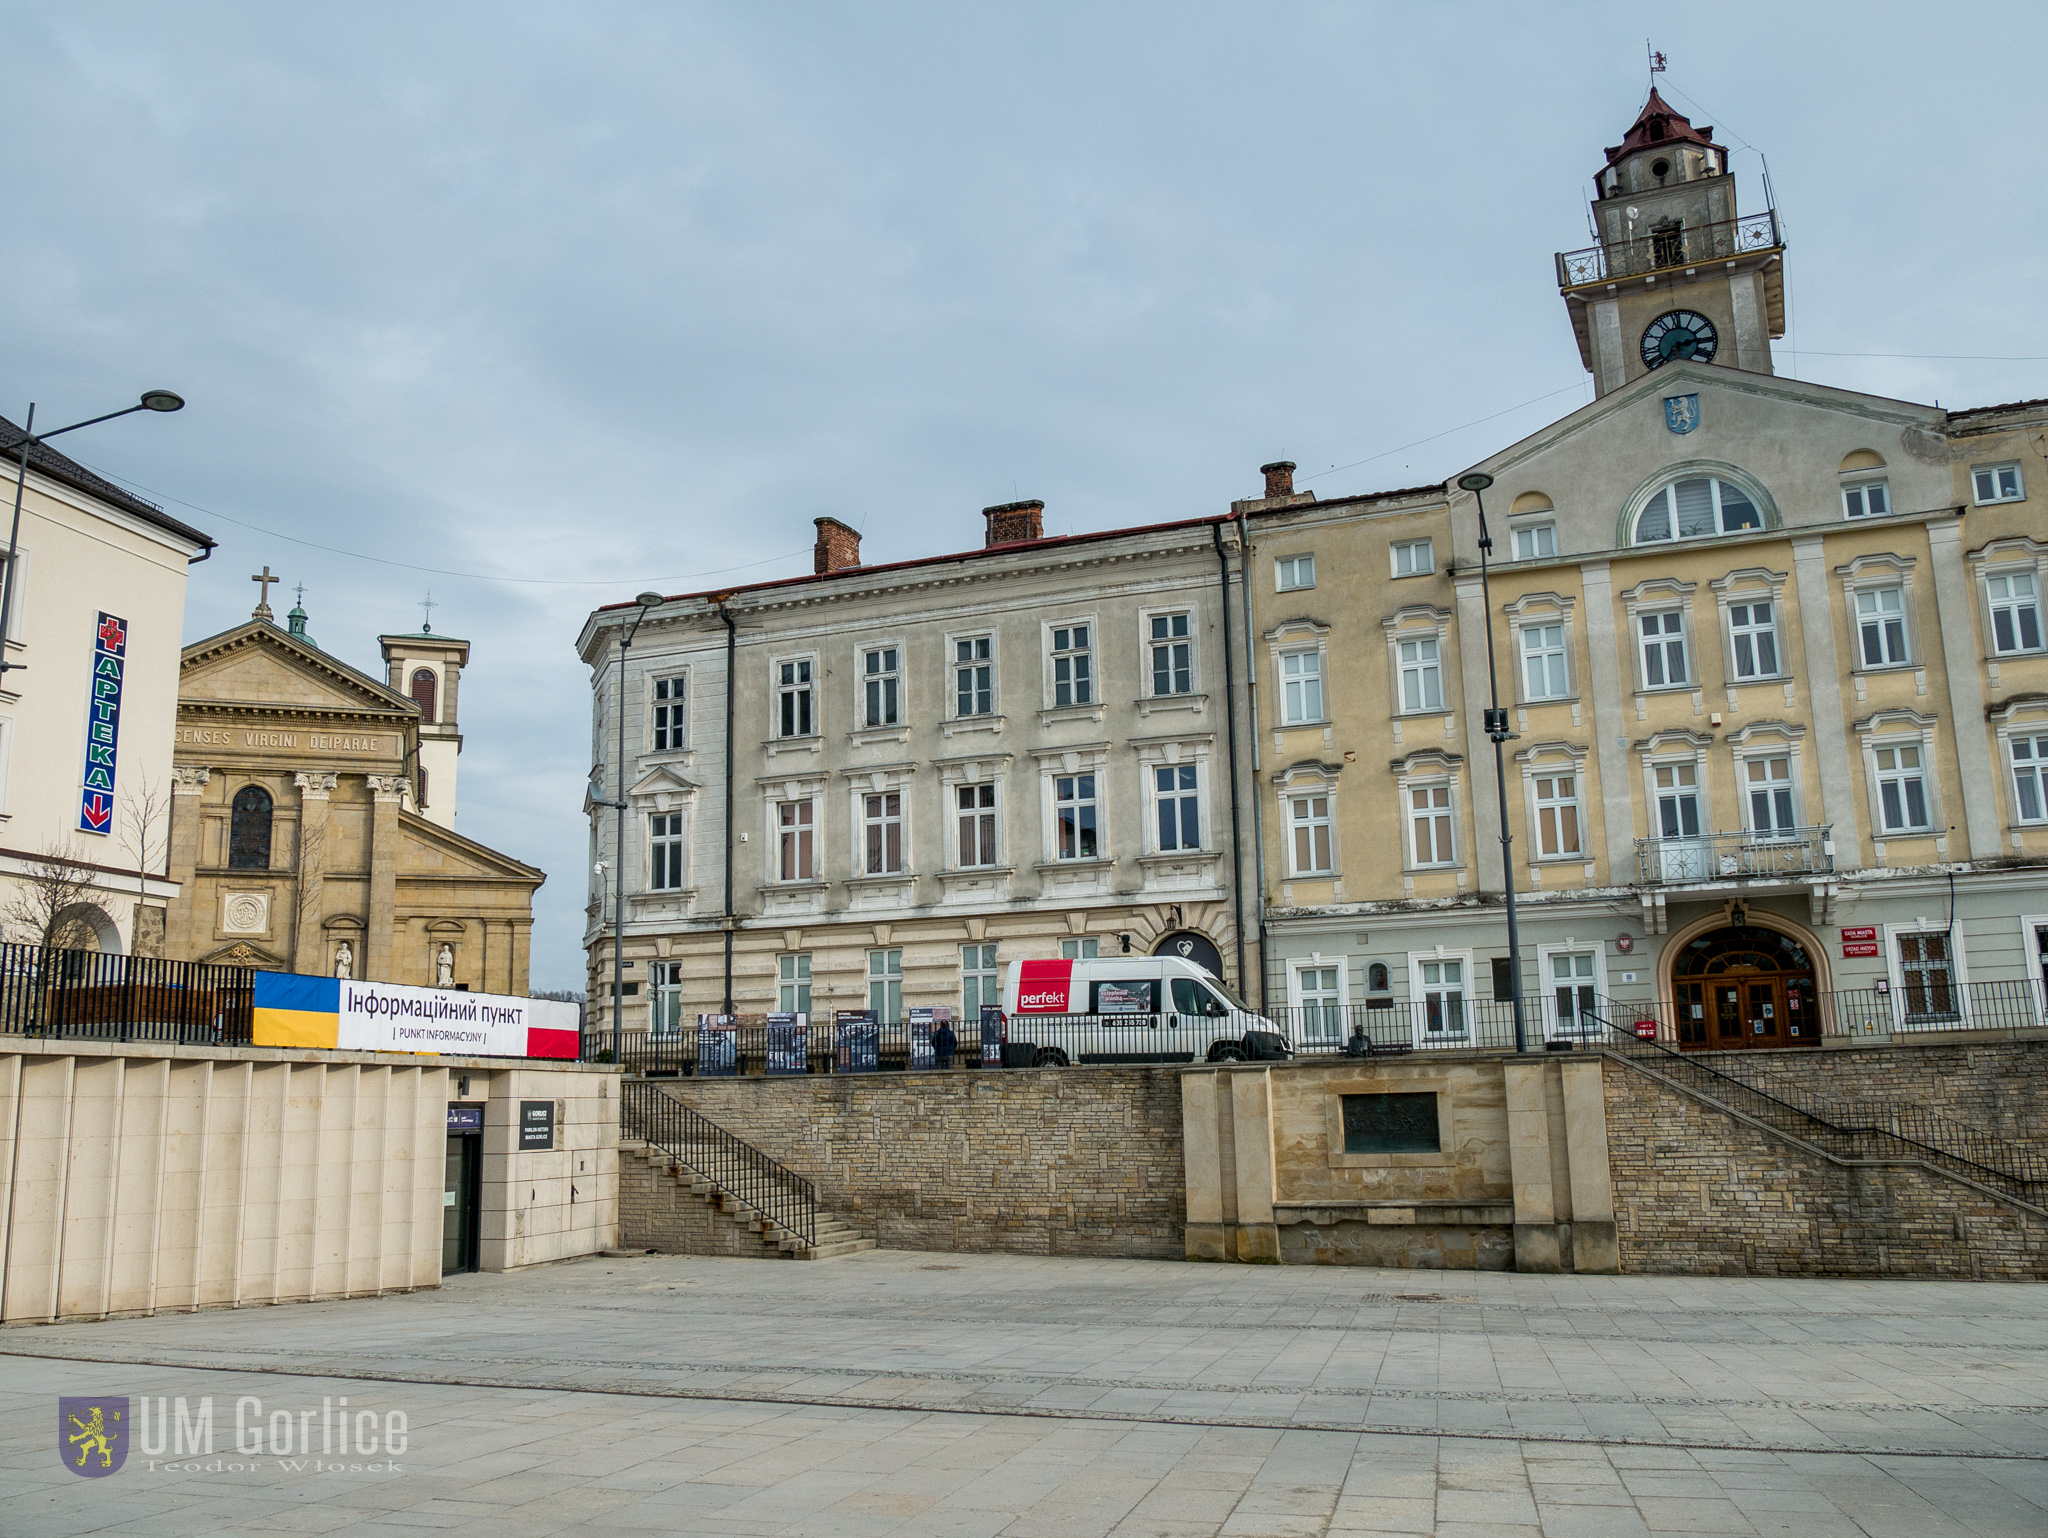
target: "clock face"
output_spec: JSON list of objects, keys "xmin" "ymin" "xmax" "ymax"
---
[{"xmin": 1640, "ymin": 310, "xmax": 1719, "ymax": 369}]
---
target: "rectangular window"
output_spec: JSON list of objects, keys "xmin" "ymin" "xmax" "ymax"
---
[
  {"xmin": 651, "ymin": 674, "xmax": 687, "ymax": 751},
  {"xmin": 1533, "ymin": 772, "xmax": 1581, "ymax": 857},
  {"xmin": 1897, "ymin": 933, "xmax": 1957, "ymax": 1020},
  {"xmin": 1149, "ymin": 613, "xmax": 1193, "ymax": 696},
  {"xmin": 1512, "ymin": 523, "xmax": 1557, "ymax": 560},
  {"xmin": 955, "ymin": 636, "xmax": 994, "ymax": 717},
  {"xmin": 649, "ymin": 961, "xmax": 685, "ymax": 1038},
  {"xmin": 1728, "ymin": 600, "xmax": 1780, "ymax": 679},
  {"xmin": 1875, "ymin": 744, "xmax": 1930, "ymax": 832},
  {"xmin": 1521, "ymin": 623, "xmax": 1568, "ymax": 700},
  {"xmin": 1059, "ymin": 938, "xmax": 1099, "ymax": 960},
  {"xmin": 1638, "ymin": 611, "xmax": 1688, "ymax": 687},
  {"xmin": 1397, "ymin": 636, "xmax": 1443, "ymax": 712},
  {"xmin": 1842, "ymin": 480, "xmax": 1890, "ymax": 519},
  {"xmin": 777, "ymin": 659, "xmax": 814, "ymax": 737},
  {"xmin": 778, "ymin": 952, "xmax": 812, "ymax": 1014},
  {"xmin": 1974, "ymin": 463, "xmax": 2024, "ymax": 505},
  {"xmin": 1409, "ymin": 784, "xmax": 1454, "ymax": 866},
  {"xmin": 1341, "ymin": 1092, "xmax": 1440, "ymax": 1153},
  {"xmin": 1856, "ymin": 588, "xmax": 1909, "ymax": 667},
  {"xmin": 777, "ymin": 798, "xmax": 815, "ymax": 880},
  {"xmin": 961, "ymin": 943, "xmax": 1000, "ymax": 1017},
  {"xmin": 1655, "ymin": 763, "xmax": 1701, "ymax": 838},
  {"xmin": 1746, "ymin": 755, "xmax": 1797, "ymax": 835},
  {"xmin": 1392, "ymin": 538, "xmax": 1433, "ymax": 577},
  {"xmin": 863, "ymin": 791, "xmax": 903, "ymax": 874},
  {"xmin": 1296, "ymin": 964, "xmax": 1343, "ymax": 1043},
  {"xmin": 1155, "ymin": 764, "xmax": 1200, "ymax": 851},
  {"xmin": 1288, "ymin": 793, "xmax": 1333, "ymax": 875},
  {"xmin": 1417, "ymin": 960, "xmax": 1465, "ymax": 1035},
  {"xmin": 1054, "ymin": 773, "xmax": 1098, "ymax": 859},
  {"xmin": 1551, "ymin": 952, "xmax": 1597, "ymax": 1036},
  {"xmin": 1275, "ymin": 553, "xmax": 1315, "ymax": 591},
  {"xmin": 862, "ymin": 647, "xmax": 899, "ymax": 727},
  {"xmin": 1279, "ymin": 648, "xmax": 1323, "ymax": 724},
  {"xmin": 867, "ymin": 947, "xmax": 903, "ymax": 1023},
  {"xmin": 956, "ymin": 782, "xmax": 998, "ymax": 866},
  {"xmin": 1050, "ymin": 623, "xmax": 1092, "ymax": 707},
  {"xmin": 2012, "ymin": 734, "xmax": 2048, "ymax": 823},
  {"xmin": 1988, "ymin": 572, "xmax": 2042, "ymax": 655},
  {"xmin": 649, "ymin": 811, "xmax": 685, "ymax": 890}
]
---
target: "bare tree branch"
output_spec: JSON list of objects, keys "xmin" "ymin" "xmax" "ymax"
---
[{"xmin": 2, "ymin": 838, "xmax": 103, "ymax": 951}]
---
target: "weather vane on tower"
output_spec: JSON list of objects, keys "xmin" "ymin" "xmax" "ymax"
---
[
  {"xmin": 419, "ymin": 590, "xmax": 437, "ymax": 634},
  {"xmin": 1647, "ymin": 42, "xmax": 1667, "ymax": 80}
]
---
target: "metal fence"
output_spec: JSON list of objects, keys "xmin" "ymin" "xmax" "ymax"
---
[
  {"xmin": 620, "ymin": 1080, "xmax": 815, "ymax": 1248},
  {"xmin": 1608, "ymin": 979, "xmax": 2048, "ymax": 1047},
  {"xmin": 0, "ymin": 942, "xmax": 253, "ymax": 1044},
  {"xmin": 1556, "ymin": 209, "xmax": 1782, "ymax": 287}
]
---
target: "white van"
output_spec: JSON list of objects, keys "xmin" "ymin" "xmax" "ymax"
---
[{"xmin": 998, "ymin": 956, "xmax": 1290, "ymax": 1066}]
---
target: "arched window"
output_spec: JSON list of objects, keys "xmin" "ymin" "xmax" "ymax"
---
[
  {"xmin": 1367, "ymin": 962, "xmax": 1391, "ymax": 993},
  {"xmin": 229, "ymin": 785, "xmax": 273, "ymax": 870},
  {"xmin": 1633, "ymin": 475, "xmax": 1764, "ymax": 544},
  {"xmin": 410, "ymin": 669, "xmax": 438, "ymax": 724}
]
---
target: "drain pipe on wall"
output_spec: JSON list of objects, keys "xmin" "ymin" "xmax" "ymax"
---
[
  {"xmin": 717, "ymin": 600, "xmax": 738, "ymax": 1014},
  {"xmin": 1211, "ymin": 520, "xmax": 1248, "ymax": 997},
  {"xmin": 1236, "ymin": 509, "xmax": 1270, "ymax": 1014}
]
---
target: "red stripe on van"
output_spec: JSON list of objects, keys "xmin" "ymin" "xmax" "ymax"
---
[{"xmin": 1015, "ymin": 958, "xmax": 1074, "ymax": 1014}]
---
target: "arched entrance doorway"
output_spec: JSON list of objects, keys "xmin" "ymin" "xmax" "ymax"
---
[
  {"xmin": 1152, "ymin": 930, "xmax": 1223, "ymax": 977},
  {"xmin": 1667, "ymin": 923, "xmax": 1822, "ymax": 1050}
]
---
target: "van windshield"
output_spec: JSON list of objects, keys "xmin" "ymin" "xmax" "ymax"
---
[{"xmin": 1205, "ymin": 977, "xmax": 1251, "ymax": 1013}]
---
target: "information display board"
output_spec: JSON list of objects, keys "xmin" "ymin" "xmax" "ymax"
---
[
  {"xmin": 836, "ymin": 1010, "xmax": 879, "ymax": 1073},
  {"xmin": 766, "ymin": 1012, "xmax": 809, "ymax": 1075},
  {"xmin": 979, "ymin": 1004, "xmax": 1004, "ymax": 1067},
  {"xmin": 907, "ymin": 1006, "xmax": 936, "ymax": 1070},
  {"xmin": 697, "ymin": 1014, "xmax": 739, "ymax": 1076}
]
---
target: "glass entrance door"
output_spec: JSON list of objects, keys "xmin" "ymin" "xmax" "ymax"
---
[{"xmin": 442, "ymin": 1132, "xmax": 481, "ymax": 1274}]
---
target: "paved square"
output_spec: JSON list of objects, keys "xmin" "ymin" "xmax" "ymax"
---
[{"xmin": 5, "ymin": 1250, "xmax": 2045, "ymax": 1535}]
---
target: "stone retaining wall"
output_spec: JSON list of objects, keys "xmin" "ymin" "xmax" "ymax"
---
[
  {"xmin": 657, "ymin": 1066, "xmax": 1184, "ymax": 1257},
  {"xmin": 1729, "ymin": 1039, "xmax": 2048, "ymax": 1142}
]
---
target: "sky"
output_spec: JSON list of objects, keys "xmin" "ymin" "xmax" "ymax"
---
[{"xmin": 6, "ymin": 2, "xmax": 2044, "ymax": 990}]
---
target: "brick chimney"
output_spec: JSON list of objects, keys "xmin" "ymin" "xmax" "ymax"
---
[
  {"xmin": 1261, "ymin": 461, "xmax": 1296, "ymax": 498},
  {"xmin": 813, "ymin": 517, "xmax": 862, "ymax": 574},
  {"xmin": 982, "ymin": 499, "xmax": 1045, "ymax": 547}
]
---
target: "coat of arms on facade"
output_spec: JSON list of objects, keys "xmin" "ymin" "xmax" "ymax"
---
[
  {"xmin": 60, "ymin": 1398, "xmax": 128, "ymax": 1477},
  {"xmin": 1664, "ymin": 394, "xmax": 1701, "ymax": 434}
]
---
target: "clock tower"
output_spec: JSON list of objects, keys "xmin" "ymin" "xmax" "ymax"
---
[{"xmin": 1557, "ymin": 89, "xmax": 1786, "ymax": 397}]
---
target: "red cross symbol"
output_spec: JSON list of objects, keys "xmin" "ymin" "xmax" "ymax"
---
[{"xmin": 97, "ymin": 615, "xmax": 126, "ymax": 651}]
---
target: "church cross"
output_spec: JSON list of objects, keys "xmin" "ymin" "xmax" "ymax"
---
[
  {"xmin": 420, "ymin": 590, "xmax": 437, "ymax": 633},
  {"xmin": 251, "ymin": 565, "xmax": 278, "ymax": 619},
  {"xmin": 293, "ymin": 582, "xmax": 306, "ymax": 606}
]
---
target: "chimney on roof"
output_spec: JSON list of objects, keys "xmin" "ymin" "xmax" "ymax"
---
[
  {"xmin": 982, "ymin": 499, "xmax": 1044, "ymax": 547},
  {"xmin": 1261, "ymin": 461, "xmax": 1296, "ymax": 499},
  {"xmin": 813, "ymin": 517, "xmax": 862, "ymax": 574}
]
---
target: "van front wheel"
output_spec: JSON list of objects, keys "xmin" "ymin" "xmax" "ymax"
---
[
  {"xmin": 1206, "ymin": 1043, "xmax": 1245, "ymax": 1063},
  {"xmin": 1033, "ymin": 1047, "xmax": 1070, "ymax": 1068}
]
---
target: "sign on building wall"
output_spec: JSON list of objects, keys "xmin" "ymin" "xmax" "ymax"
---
[
  {"xmin": 252, "ymin": 973, "xmax": 580, "ymax": 1057},
  {"xmin": 77, "ymin": 612, "xmax": 128, "ymax": 834},
  {"xmin": 518, "ymin": 1100, "xmax": 556, "ymax": 1151},
  {"xmin": 697, "ymin": 1014, "xmax": 738, "ymax": 1075},
  {"xmin": 1841, "ymin": 926, "xmax": 1880, "ymax": 958},
  {"xmin": 836, "ymin": 1010, "xmax": 879, "ymax": 1073}
]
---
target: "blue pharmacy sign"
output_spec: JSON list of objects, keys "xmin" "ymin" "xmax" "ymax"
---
[{"xmin": 78, "ymin": 612, "xmax": 128, "ymax": 834}]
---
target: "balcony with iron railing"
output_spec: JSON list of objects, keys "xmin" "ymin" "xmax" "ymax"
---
[
  {"xmin": 1556, "ymin": 209, "xmax": 1782, "ymax": 290},
  {"xmin": 1635, "ymin": 825, "xmax": 1833, "ymax": 886}
]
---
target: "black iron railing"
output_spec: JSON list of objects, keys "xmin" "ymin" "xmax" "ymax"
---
[
  {"xmin": 1556, "ymin": 209, "xmax": 1781, "ymax": 288},
  {"xmin": 0, "ymin": 942, "xmax": 253, "ymax": 1044},
  {"xmin": 620, "ymin": 1081, "xmax": 815, "ymax": 1249},
  {"xmin": 1612, "ymin": 979, "xmax": 2047, "ymax": 1047}
]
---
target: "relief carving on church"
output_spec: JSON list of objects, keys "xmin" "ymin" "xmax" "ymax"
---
[{"xmin": 220, "ymin": 890, "xmax": 271, "ymax": 935}]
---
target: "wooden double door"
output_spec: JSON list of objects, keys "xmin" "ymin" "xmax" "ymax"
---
[{"xmin": 1673, "ymin": 926, "xmax": 1821, "ymax": 1050}]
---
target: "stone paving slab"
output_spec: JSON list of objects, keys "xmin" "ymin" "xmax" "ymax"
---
[{"xmin": 4, "ymin": 1249, "xmax": 2045, "ymax": 1535}]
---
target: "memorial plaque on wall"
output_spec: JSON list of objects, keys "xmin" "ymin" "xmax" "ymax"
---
[
  {"xmin": 697, "ymin": 1014, "xmax": 739, "ymax": 1076},
  {"xmin": 979, "ymin": 1004, "xmax": 1004, "ymax": 1067},
  {"xmin": 836, "ymin": 1010, "xmax": 879, "ymax": 1073},
  {"xmin": 766, "ymin": 1012, "xmax": 808, "ymax": 1075}
]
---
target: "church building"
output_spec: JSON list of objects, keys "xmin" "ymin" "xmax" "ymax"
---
[{"xmin": 165, "ymin": 576, "xmax": 545, "ymax": 991}]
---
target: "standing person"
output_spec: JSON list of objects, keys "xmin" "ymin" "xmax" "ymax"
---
[{"xmin": 932, "ymin": 1017, "xmax": 958, "ymax": 1069}]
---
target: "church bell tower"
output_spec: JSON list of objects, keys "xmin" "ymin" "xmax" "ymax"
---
[{"xmin": 1558, "ymin": 89, "xmax": 1786, "ymax": 397}]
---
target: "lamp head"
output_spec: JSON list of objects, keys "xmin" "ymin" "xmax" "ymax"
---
[
  {"xmin": 1456, "ymin": 472, "xmax": 1494, "ymax": 492},
  {"xmin": 634, "ymin": 591, "xmax": 663, "ymax": 608},
  {"xmin": 139, "ymin": 390, "xmax": 185, "ymax": 413}
]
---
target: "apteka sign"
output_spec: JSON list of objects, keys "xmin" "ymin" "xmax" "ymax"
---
[{"xmin": 78, "ymin": 612, "xmax": 128, "ymax": 834}]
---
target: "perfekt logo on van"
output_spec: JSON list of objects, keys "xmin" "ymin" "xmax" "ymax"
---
[{"xmin": 1014, "ymin": 959, "xmax": 1073, "ymax": 1013}]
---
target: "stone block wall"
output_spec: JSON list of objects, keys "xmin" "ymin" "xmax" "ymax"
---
[
  {"xmin": 617, "ymin": 1147, "xmax": 781, "ymax": 1258},
  {"xmin": 659, "ymin": 1066, "xmax": 1184, "ymax": 1257},
  {"xmin": 1603, "ymin": 1056, "xmax": 2048, "ymax": 1279},
  {"xmin": 1730, "ymin": 1039, "xmax": 2048, "ymax": 1143}
]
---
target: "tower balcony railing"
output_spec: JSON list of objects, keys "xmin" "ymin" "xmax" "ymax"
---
[
  {"xmin": 1635, "ymin": 824, "xmax": 1833, "ymax": 886},
  {"xmin": 1557, "ymin": 209, "xmax": 1782, "ymax": 290}
]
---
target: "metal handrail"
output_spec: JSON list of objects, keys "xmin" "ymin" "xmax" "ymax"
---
[
  {"xmin": 1585, "ymin": 1001, "xmax": 2046, "ymax": 1197},
  {"xmin": 620, "ymin": 1081, "xmax": 816, "ymax": 1249},
  {"xmin": 1556, "ymin": 209, "xmax": 1781, "ymax": 288},
  {"xmin": 1635, "ymin": 825, "xmax": 1833, "ymax": 884}
]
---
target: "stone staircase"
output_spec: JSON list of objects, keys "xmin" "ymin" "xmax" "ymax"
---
[{"xmin": 621, "ymin": 1136, "xmax": 875, "ymax": 1260}]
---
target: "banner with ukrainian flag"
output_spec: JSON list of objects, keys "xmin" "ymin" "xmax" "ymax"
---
[{"xmin": 253, "ymin": 973, "xmax": 578, "ymax": 1058}]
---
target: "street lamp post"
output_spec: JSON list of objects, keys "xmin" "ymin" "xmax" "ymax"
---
[
  {"xmin": 1457, "ymin": 471, "xmax": 1528, "ymax": 1054},
  {"xmin": 1, "ymin": 391, "xmax": 185, "ymax": 676},
  {"xmin": 601, "ymin": 592, "xmax": 663, "ymax": 1063}
]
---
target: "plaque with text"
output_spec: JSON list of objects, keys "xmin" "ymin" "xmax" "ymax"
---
[{"xmin": 518, "ymin": 1100, "xmax": 555, "ymax": 1151}]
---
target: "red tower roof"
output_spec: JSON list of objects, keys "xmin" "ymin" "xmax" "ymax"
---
[{"xmin": 1603, "ymin": 88, "xmax": 1716, "ymax": 167}]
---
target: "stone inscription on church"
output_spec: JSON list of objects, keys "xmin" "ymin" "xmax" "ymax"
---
[{"xmin": 178, "ymin": 727, "xmax": 391, "ymax": 754}]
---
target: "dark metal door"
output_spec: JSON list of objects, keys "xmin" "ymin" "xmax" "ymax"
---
[{"xmin": 442, "ymin": 1132, "xmax": 481, "ymax": 1274}]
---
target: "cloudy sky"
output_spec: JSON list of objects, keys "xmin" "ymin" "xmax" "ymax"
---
[{"xmin": 8, "ymin": 2, "xmax": 2043, "ymax": 989}]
